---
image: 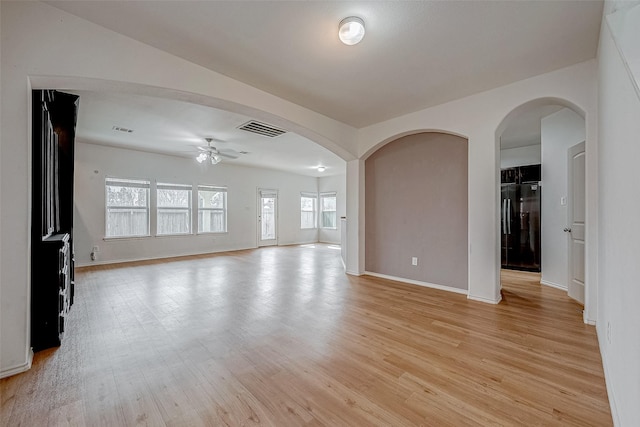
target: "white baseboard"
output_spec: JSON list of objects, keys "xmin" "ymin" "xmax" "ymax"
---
[
  {"xmin": 540, "ymin": 279, "xmax": 567, "ymax": 290},
  {"xmin": 346, "ymin": 269, "xmax": 362, "ymax": 276},
  {"xmin": 364, "ymin": 271, "xmax": 468, "ymax": 295},
  {"xmin": 76, "ymin": 241, "xmax": 337, "ymax": 268},
  {"xmin": 75, "ymin": 245, "xmax": 258, "ymax": 268},
  {"xmin": 467, "ymin": 293, "xmax": 502, "ymax": 304},
  {"xmin": 0, "ymin": 348, "xmax": 33, "ymax": 379}
]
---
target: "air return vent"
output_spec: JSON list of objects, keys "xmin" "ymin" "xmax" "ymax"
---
[
  {"xmin": 112, "ymin": 126, "xmax": 133, "ymax": 133},
  {"xmin": 238, "ymin": 120, "xmax": 286, "ymax": 138}
]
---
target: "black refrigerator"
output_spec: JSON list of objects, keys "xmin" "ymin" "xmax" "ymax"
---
[{"xmin": 501, "ymin": 165, "xmax": 541, "ymax": 272}]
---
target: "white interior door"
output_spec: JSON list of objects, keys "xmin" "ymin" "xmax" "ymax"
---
[
  {"xmin": 258, "ymin": 189, "xmax": 278, "ymax": 247},
  {"xmin": 567, "ymin": 142, "xmax": 585, "ymax": 304}
]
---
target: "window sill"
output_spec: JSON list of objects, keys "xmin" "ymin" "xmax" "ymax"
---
[{"xmin": 103, "ymin": 235, "xmax": 151, "ymax": 241}]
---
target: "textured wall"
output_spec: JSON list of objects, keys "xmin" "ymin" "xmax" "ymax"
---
[{"xmin": 365, "ymin": 132, "xmax": 468, "ymax": 290}]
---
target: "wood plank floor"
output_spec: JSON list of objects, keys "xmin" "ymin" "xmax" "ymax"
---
[{"xmin": 1, "ymin": 245, "xmax": 611, "ymax": 426}]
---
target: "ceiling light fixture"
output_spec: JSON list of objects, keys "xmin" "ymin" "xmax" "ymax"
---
[
  {"xmin": 317, "ymin": 166, "xmax": 326, "ymax": 172},
  {"xmin": 338, "ymin": 16, "xmax": 365, "ymax": 46},
  {"xmin": 197, "ymin": 151, "xmax": 222, "ymax": 165}
]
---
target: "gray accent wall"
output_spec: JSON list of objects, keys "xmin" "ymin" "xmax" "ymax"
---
[{"xmin": 365, "ymin": 132, "xmax": 468, "ymax": 290}]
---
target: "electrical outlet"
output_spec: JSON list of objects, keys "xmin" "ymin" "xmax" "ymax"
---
[{"xmin": 411, "ymin": 257, "xmax": 418, "ymax": 266}]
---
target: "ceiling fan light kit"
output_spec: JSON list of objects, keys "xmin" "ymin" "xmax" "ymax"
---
[
  {"xmin": 196, "ymin": 137, "xmax": 240, "ymax": 165},
  {"xmin": 197, "ymin": 151, "xmax": 222, "ymax": 164}
]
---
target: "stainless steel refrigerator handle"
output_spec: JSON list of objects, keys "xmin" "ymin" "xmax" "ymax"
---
[
  {"xmin": 502, "ymin": 199, "xmax": 507, "ymax": 234},
  {"xmin": 507, "ymin": 198, "xmax": 511, "ymax": 234}
]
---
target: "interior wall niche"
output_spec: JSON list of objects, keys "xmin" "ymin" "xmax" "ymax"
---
[{"xmin": 365, "ymin": 132, "xmax": 468, "ymax": 290}]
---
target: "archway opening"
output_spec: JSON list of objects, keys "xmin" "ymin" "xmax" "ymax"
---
[
  {"xmin": 496, "ymin": 98, "xmax": 586, "ymax": 306},
  {"xmin": 29, "ymin": 79, "xmax": 351, "ymax": 268}
]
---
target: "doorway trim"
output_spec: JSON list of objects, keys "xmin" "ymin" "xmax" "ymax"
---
[
  {"xmin": 495, "ymin": 97, "xmax": 595, "ymax": 324},
  {"xmin": 257, "ymin": 188, "xmax": 278, "ymax": 247}
]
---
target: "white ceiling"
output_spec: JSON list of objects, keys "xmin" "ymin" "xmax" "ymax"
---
[
  {"xmin": 47, "ymin": 1, "xmax": 603, "ymax": 175},
  {"xmin": 70, "ymin": 91, "xmax": 346, "ymax": 177},
  {"xmin": 47, "ymin": 1, "xmax": 603, "ymax": 128},
  {"xmin": 500, "ymin": 104, "xmax": 564, "ymax": 150}
]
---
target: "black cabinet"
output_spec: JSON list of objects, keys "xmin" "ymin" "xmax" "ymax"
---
[
  {"xmin": 501, "ymin": 164, "xmax": 541, "ymax": 184},
  {"xmin": 31, "ymin": 90, "xmax": 79, "ymax": 351},
  {"xmin": 32, "ymin": 233, "xmax": 72, "ymax": 351}
]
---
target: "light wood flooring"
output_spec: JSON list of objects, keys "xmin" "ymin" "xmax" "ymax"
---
[{"xmin": 1, "ymin": 245, "xmax": 611, "ymax": 426}]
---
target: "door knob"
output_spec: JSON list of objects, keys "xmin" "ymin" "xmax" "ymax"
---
[{"xmin": 564, "ymin": 227, "xmax": 572, "ymax": 232}]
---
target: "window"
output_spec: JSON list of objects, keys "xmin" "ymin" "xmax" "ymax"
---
[
  {"xmin": 198, "ymin": 185, "xmax": 227, "ymax": 233},
  {"xmin": 300, "ymin": 192, "xmax": 317, "ymax": 229},
  {"xmin": 157, "ymin": 183, "xmax": 192, "ymax": 235},
  {"xmin": 320, "ymin": 192, "xmax": 337, "ymax": 229},
  {"xmin": 105, "ymin": 178, "xmax": 150, "ymax": 238}
]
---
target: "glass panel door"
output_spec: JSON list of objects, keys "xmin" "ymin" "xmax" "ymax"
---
[{"xmin": 258, "ymin": 189, "xmax": 277, "ymax": 246}]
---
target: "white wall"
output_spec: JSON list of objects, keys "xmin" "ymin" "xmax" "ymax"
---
[
  {"xmin": 75, "ymin": 142, "xmax": 320, "ymax": 266},
  {"xmin": 0, "ymin": 1, "xmax": 357, "ymax": 377},
  {"xmin": 597, "ymin": 7, "xmax": 640, "ymax": 425},
  {"xmin": 606, "ymin": 1, "xmax": 640, "ymax": 101},
  {"xmin": 318, "ymin": 174, "xmax": 346, "ymax": 244},
  {"xmin": 540, "ymin": 109, "xmax": 585, "ymax": 289},
  {"xmin": 355, "ymin": 60, "xmax": 598, "ymax": 308},
  {"xmin": 500, "ymin": 145, "xmax": 541, "ymax": 169},
  {"xmin": 0, "ymin": 0, "xmax": 4, "ymax": 377}
]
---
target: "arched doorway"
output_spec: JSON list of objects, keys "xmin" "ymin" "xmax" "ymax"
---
[{"xmin": 496, "ymin": 99, "xmax": 587, "ymax": 307}]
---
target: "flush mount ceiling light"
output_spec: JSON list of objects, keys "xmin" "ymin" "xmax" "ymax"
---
[
  {"xmin": 338, "ymin": 16, "xmax": 365, "ymax": 45},
  {"xmin": 317, "ymin": 166, "xmax": 326, "ymax": 172}
]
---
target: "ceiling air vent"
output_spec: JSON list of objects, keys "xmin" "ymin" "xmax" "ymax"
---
[
  {"xmin": 112, "ymin": 126, "xmax": 133, "ymax": 133},
  {"xmin": 238, "ymin": 120, "xmax": 286, "ymax": 138}
]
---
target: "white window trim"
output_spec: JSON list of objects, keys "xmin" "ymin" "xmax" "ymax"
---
[
  {"xmin": 156, "ymin": 182, "xmax": 193, "ymax": 236},
  {"xmin": 197, "ymin": 185, "xmax": 228, "ymax": 234},
  {"xmin": 105, "ymin": 177, "xmax": 151, "ymax": 238},
  {"xmin": 320, "ymin": 192, "xmax": 338, "ymax": 230},
  {"xmin": 300, "ymin": 191, "xmax": 318, "ymax": 229}
]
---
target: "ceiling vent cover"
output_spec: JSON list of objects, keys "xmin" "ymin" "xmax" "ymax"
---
[
  {"xmin": 112, "ymin": 126, "xmax": 133, "ymax": 133},
  {"xmin": 238, "ymin": 120, "xmax": 286, "ymax": 138}
]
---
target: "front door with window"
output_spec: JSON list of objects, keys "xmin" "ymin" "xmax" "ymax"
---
[{"xmin": 258, "ymin": 189, "xmax": 278, "ymax": 246}]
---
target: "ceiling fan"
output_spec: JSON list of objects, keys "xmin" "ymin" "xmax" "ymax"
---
[{"xmin": 196, "ymin": 137, "xmax": 243, "ymax": 165}]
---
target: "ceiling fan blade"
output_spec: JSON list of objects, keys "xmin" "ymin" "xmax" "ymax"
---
[
  {"xmin": 197, "ymin": 146, "xmax": 209, "ymax": 152},
  {"xmin": 218, "ymin": 149, "xmax": 239, "ymax": 159}
]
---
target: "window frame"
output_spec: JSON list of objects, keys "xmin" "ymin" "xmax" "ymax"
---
[
  {"xmin": 320, "ymin": 192, "xmax": 338, "ymax": 230},
  {"xmin": 156, "ymin": 182, "xmax": 193, "ymax": 236},
  {"xmin": 300, "ymin": 192, "xmax": 318, "ymax": 230},
  {"xmin": 105, "ymin": 177, "xmax": 151, "ymax": 239},
  {"xmin": 197, "ymin": 185, "xmax": 228, "ymax": 234}
]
